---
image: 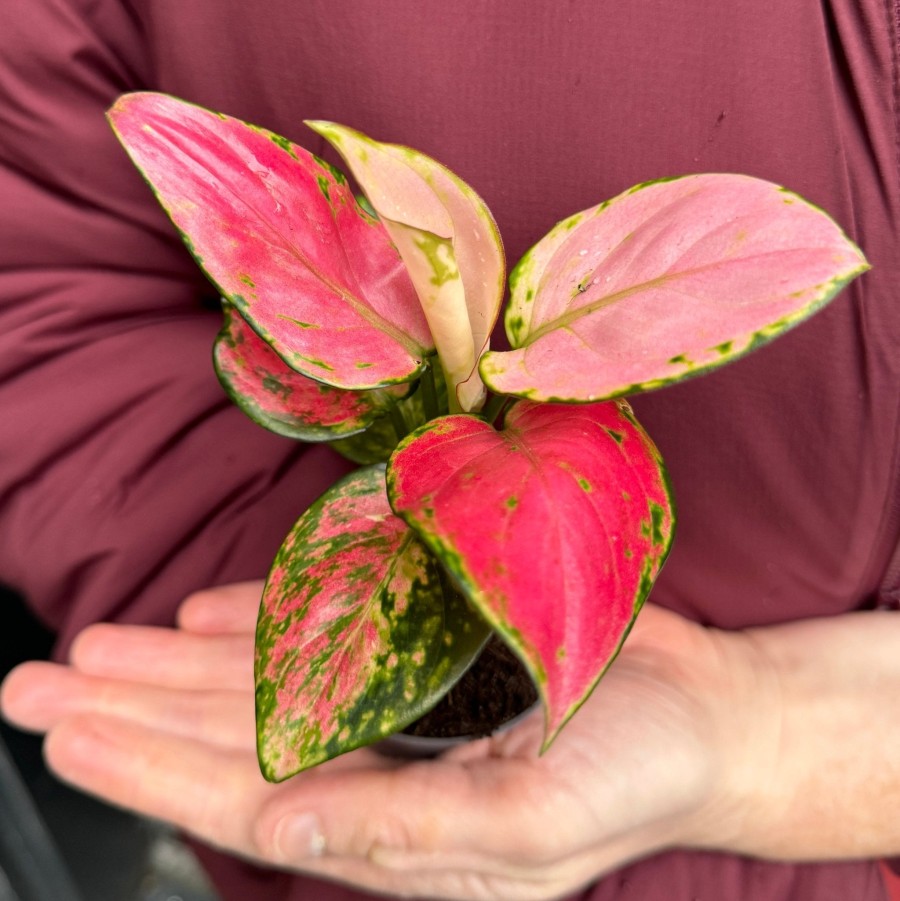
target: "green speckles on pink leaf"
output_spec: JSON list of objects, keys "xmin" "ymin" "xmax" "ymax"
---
[
  {"xmin": 107, "ymin": 92, "xmax": 434, "ymax": 391},
  {"xmin": 413, "ymin": 231, "xmax": 459, "ymax": 287},
  {"xmin": 256, "ymin": 466, "xmax": 490, "ymax": 781},
  {"xmin": 649, "ymin": 501, "xmax": 667, "ymax": 546},
  {"xmin": 387, "ymin": 401, "xmax": 675, "ymax": 749},
  {"xmin": 482, "ymin": 174, "xmax": 868, "ymax": 403},
  {"xmin": 214, "ymin": 305, "xmax": 407, "ymax": 441},
  {"xmin": 267, "ymin": 132, "xmax": 297, "ymax": 158}
]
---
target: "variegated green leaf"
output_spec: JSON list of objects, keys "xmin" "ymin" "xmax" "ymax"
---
[
  {"xmin": 215, "ymin": 305, "xmax": 408, "ymax": 440},
  {"xmin": 256, "ymin": 466, "xmax": 490, "ymax": 781}
]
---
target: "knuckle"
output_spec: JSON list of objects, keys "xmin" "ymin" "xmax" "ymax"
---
[
  {"xmin": 176, "ymin": 588, "xmax": 214, "ymax": 619},
  {"xmin": 251, "ymin": 803, "xmax": 288, "ymax": 863},
  {"xmin": 349, "ymin": 805, "xmax": 420, "ymax": 860},
  {"xmin": 68, "ymin": 623, "xmax": 112, "ymax": 665}
]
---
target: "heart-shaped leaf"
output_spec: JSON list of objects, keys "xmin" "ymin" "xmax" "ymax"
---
[
  {"xmin": 480, "ymin": 174, "xmax": 869, "ymax": 402},
  {"xmin": 387, "ymin": 401, "xmax": 675, "ymax": 747},
  {"xmin": 307, "ymin": 121, "xmax": 505, "ymax": 412},
  {"xmin": 108, "ymin": 93, "xmax": 433, "ymax": 389},
  {"xmin": 256, "ymin": 466, "xmax": 490, "ymax": 781},
  {"xmin": 215, "ymin": 305, "xmax": 409, "ymax": 441}
]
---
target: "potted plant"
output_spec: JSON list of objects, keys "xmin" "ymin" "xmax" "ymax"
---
[{"xmin": 108, "ymin": 93, "xmax": 868, "ymax": 782}]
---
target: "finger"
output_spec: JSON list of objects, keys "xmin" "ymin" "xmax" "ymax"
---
[
  {"xmin": 2, "ymin": 661, "xmax": 254, "ymax": 750},
  {"xmin": 43, "ymin": 714, "xmax": 392, "ymax": 858},
  {"xmin": 43, "ymin": 713, "xmax": 588, "ymax": 901},
  {"xmin": 45, "ymin": 714, "xmax": 272, "ymax": 851},
  {"xmin": 268, "ymin": 751, "xmax": 638, "ymax": 899},
  {"xmin": 440, "ymin": 710, "xmax": 545, "ymax": 765},
  {"xmin": 69, "ymin": 625, "xmax": 254, "ymax": 691},
  {"xmin": 177, "ymin": 582, "xmax": 263, "ymax": 635}
]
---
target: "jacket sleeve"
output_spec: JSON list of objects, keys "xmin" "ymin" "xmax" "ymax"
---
[{"xmin": 0, "ymin": 0, "xmax": 350, "ymax": 651}]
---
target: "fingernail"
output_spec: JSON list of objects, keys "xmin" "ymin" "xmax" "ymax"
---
[{"xmin": 274, "ymin": 813, "xmax": 326, "ymax": 861}]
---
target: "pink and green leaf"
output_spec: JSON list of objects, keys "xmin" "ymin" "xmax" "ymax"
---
[
  {"xmin": 215, "ymin": 305, "xmax": 409, "ymax": 441},
  {"xmin": 108, "ymin": 92, "xmax": 433, "ymax": 390},
  {"xmin": 387, "ymin": 401, "xmax": 675, "ymax": 748},
  {"xmin": 480, "ymin": 174, "xmax": 869, "ymax": 402},
  {"xmin": 256, "ymin": 466, "xmax": 491, "ymax": 781},
  {"xmin": 307, "ymin": 121, "xmax": 505, "ymax": 412}
]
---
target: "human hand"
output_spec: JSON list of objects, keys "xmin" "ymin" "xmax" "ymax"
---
[{"xmin": 0, "ymin": 583, "xmax": 774, "ymax": 901}]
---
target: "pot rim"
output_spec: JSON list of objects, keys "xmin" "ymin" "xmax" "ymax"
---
[{"xmin": 375, "ymin": 701, "xmax": 540, "ymax": 759}]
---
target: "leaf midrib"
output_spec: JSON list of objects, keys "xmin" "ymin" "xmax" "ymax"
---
[{"xmin": 521, "ymin": 246, "xmax": 830, "ymax": 346}]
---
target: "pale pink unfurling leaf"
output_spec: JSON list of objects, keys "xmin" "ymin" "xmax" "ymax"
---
[{"xmin": 307, "ymin": 121, "xmax": 505, "ymax": 412}]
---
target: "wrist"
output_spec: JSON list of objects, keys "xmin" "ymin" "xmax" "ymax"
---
[
  {"xmin": 675, "ymin": 625, "xmax": 789, "ymax": 855},
  {"xmin": 581, "ymin": 612, "xmax": 783, "ymax": 861},
  {"xmin": 685, "ymin": 611, "xmax": 900, "ymax": 861},
  {"xmin": 631, "ymin": 621, "xmax": 781, "ymax": 858}
]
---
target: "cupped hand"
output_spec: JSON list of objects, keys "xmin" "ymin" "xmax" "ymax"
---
[{"xmin": 0, "ymin": 583, "xmax": 771, "ymax": 901}]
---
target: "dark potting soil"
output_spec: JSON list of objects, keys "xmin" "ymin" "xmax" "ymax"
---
[{"xmin": 402, "ymin": 634, "xmax": 538, "ymax": 738}]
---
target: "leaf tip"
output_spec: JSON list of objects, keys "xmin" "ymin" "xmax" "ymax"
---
[
  {"xmin": 304, "ymin": 118, "xmax": 332, "ymax": 134},
  {"xmin": 106, "ymin": 91, "xmax": 148, "ymax": 134},
  {"xmin": 305, "ymin": 120, "xmax": 350, "ymax": 147},
  {"xmin": 537, "ymin": 702, "xmax": 568, "ymax": 756},
  {"xmin": 257, "ymin": 757, "xmax": 282, "ymax": 784}
]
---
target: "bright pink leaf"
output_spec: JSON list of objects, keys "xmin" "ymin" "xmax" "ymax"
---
[
  {"xmin": 214, "ymin": 305, "xmax": 408, "ymax": 441},
  {"xmin": 108, "ymin": 93, "xmax": 433, "ymax": 389},
  {"xmin": 480, "ymin": 174, "xmax": 869, "ymax": 401},
  {"xmin": 387, "ymin": 401, "xmax": 675, "ymax": 747},
  {"xmin": 256, "ymin": 466, "xmax": 490, "ymax": 780}
]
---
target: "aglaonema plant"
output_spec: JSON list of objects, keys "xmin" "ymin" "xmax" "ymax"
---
[{"xmin": 108, "ymin": 92, "xmax": 869, "ymax": 782}]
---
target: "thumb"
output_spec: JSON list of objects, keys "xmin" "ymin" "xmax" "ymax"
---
[{"xmin": 254, "ymin": 756, "xmax": 569, "ymax": 870}]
